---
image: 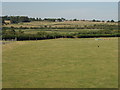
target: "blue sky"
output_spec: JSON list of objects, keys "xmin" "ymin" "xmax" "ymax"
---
[{"xmin": 2, "ymin": 2, "xmax": 118, "ymax": 20}]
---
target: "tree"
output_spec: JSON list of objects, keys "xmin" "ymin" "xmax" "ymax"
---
[
  {"xmin": 38, "ymin": 18, "xmax": 42, "ymax": 21},
  {"xmin": 111, "ymin": 20, "xmax": 114, "ymax": 22},
  {"xmin": 92, "ymin": 19, "xmax": 96, "ymax": 22},
  {"xmin": 73, "ymin": 19, "xmax": 77, "ymax": 21}
]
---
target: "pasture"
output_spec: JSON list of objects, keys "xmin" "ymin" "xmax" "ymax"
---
[
  {"xmin": 2, "ymin": 38, "xmax": 118, "ymax": 88},
  {"xmin": 3, "ymin": 20, "xmax": 117, "ymax": 28},
  {"xmin": 3, "ymin": 20, "xmax": 118, "ymax": 36}
]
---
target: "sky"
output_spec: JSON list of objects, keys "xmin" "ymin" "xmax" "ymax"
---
[
  {"xmin": 2, "ymin": 2, "xmax": 118, "ymax": 21},
  {"xmin": 1, "ymin": 0, "xmax": 119, "ymax": 2}
]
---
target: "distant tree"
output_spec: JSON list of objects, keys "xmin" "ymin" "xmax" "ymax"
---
[
  {"xmin": 29, "ymin": 18, "xmax": 36, "ymax": 21},
  {"xmin": 2, "ymin": 16, "xmax": 30, "ymax": 24},
  {"xmin": 36, "ymin": 18, "xmax": 39, "ymax": 21},
  {"xmin": 111, "ymin": 20, "xmax": 114, "ymax": 22},
  {"xmin": 38, "ymin": 18, "xmax": 42, "ymax": 21},
  {"xmin": 96, "ymin": 20, "xmax": 100, "ymax": 22},
  {"xmin": 102, "ymin": 20, "xmax": 105, "ymax": 22},
  {"xmin": 92, "ymin": 19, "xmax": 96, "ymax": 22},
  {"xmin": 73, "ymin": 19, "xmax": 77, "ymax": 21},
  {"xmin": 61, "ymin": 18, "xmax": 66, "ymax": 21}
]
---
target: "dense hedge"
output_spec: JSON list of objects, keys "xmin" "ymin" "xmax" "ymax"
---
[
  {"xmin": 2, "ymin": 32, "xmax": 120, "ymax": 41},
  {"xmin": 2, "ymin": 28, "xmax": 119, "ymax": 40},
  {"xmin": 77, "ymin": 33, "xmax": 120, "ymax": 38}
]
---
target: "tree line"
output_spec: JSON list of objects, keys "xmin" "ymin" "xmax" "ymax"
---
[
  {"xmin": 2, "ymin": 16, "xmax": 66, "ymax": 24},
  {"xmin": 2, "ymin": 16, "xmax": 117, "ymax": 24}
]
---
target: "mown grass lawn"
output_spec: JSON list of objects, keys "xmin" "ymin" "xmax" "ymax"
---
[{"xmin": 2, "ymin": 38, "xmax": 118, "ymax": 88}]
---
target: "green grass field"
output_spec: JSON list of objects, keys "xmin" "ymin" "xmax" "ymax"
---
[
  {"xmin": 2, "ymin": 38, "xmax": 118, "ymax": 88},
  {"xmin": 14, "ymin": 29, "xmax": 101, "ymax": 34}
]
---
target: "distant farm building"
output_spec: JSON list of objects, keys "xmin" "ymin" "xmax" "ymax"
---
[
  {"xmin": 55, "ymin": 19, "xmax": 64, "ymax": 22},
  {"xmin": 4, "ymin": 20, "xmax": 11, "ymax": 24}
]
